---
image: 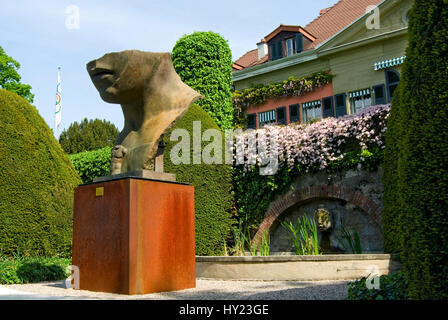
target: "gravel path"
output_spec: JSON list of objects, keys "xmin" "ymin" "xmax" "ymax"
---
[{"xmin": 1, "ymin": 279, "xmax": 349, "ymax": 300}]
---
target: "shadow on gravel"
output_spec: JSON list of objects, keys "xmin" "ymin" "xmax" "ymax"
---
[
  {"xmin": 156, "ymin": 281, "xmax": 349, "ymax": 300},
  {"xmin": 4, "ymin": 280, "xmax": 349, "ymax": 300}
]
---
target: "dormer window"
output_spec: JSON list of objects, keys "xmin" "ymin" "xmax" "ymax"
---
[{"xmin": 265, "ymin": 25, "xmax": 315, "ymax": 62}]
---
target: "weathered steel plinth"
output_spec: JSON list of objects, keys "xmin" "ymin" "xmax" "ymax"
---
[{"xmin": 72, "ymin": 176, "xmax": 195, "ymax": 295}]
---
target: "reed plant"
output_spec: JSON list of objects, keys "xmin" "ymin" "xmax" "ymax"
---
[
  {"xmin": 281, "ymin": 215, "xmax": 320, "ymax": 255},
  {"xmin": 231, "ymin": 224, "xmax": 271, "ymax": 256},
  {"xmin": 337, "ymin": 219, "xmax": 362, "ymax": 254},
  {"xmin": 258, "ymin": 230, "xmax": 271, "ymax": 256}
]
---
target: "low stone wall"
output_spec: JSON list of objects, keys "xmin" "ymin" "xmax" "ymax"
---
[{"xmin": 196, "ymin": 254, "xmax": 400, "ymax": 281}]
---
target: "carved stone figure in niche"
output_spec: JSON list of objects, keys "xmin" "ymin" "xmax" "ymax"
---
[
  {"xmin": 86, "ymin": 50, "xmax": 202, "ymax": 174},
  {"xmin": 316, "ymin": 205, "xmax": 343, "ymax": 253}
]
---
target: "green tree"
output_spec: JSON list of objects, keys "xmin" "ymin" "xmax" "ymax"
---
[
  {"xmin": 172, "ymin": 31, "xmax": 234, "ymax": 130},
  {"xmin": 59, "ymin": 118, "xmax": 119, "ymax": 154},
  {"xmin": 0, "ymin": 46, "xmax": 34, "ymax": 103},
  {"xmin": 382, "ymin": 0, "xmax": 448, "ymax": 299}
]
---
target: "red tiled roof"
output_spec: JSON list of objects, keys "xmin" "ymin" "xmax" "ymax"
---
[
  {"xmin": 233, "ymin": 49, "xmax": 258, "ymax": 69},
  {"xmin": 303, "ymin": 0, "xmax": 383, "ymax": 49},
  {"xmin": 320, "ymin": 7, "xmax": 332, "ymax": 15},
  {"xmin": 233, "ymin": 0, "xmax": 384, "ymax": 71},
  {"xmin": 232, "ymin": 49, "xmax": 268, "ymax": 70}
]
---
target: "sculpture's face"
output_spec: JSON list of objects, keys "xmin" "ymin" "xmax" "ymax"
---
[
  {"xmin": 86, "ymin": 51, "xmax": 156, "ymax": 104},
  {"xmin": 317, "ymin": 208, "xmax": 332, "ymax": 232}
]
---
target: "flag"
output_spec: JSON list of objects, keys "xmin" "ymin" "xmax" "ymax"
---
[{"xmin": 55, "ymin": 67, "xmax": 62, "ymax": 136}]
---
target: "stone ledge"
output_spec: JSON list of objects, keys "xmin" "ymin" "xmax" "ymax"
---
[
  {"xmin": 196, "ymin": 254, "xmax": 396, "ymax": 263},
  {"xmin": 196, "ymin": 254, "xmax": 401, "ymax": 281}
]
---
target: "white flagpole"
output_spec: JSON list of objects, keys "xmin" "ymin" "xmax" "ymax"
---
[{"xmin": 55, "ymin": 67, "xmax": 62, "ymax": 139}]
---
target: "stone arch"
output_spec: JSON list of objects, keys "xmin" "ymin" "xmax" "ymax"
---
[{"xmin": 253, "ymin": 184, "xmax": 383, "ymax": 243}]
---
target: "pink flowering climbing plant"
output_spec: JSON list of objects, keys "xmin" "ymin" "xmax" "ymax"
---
[
  {"xmin": 232, "ymin": 104, "xmax": 391, "ymax": 229},
  {"xmin": 234, "ymin": 104, "xmax": 390, "ymax": 173}
]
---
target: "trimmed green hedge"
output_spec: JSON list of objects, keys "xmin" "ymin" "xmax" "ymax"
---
[
  {"xmin": 0, "ymin": 89, "xmax": 81, "ymax": 257},
  {"xmin": 172, "ymin": 32, "xmax": 234, "ymax": 130},
  {"xmin": 383, "ymin": 0, "xmax": 448, "ymax": 299},
  {"xmin": 163, "ymin": 104, "xmax": 235, "ymax": 255},
  {"xmin": 69, "ymin": 146, "xmax": 112, "ymax": 184},
  {"xmin": 382, "ymin": 85, "xmax": 403, "ymax": 255},
  {"xmin": 0, "ymin": 255, "xmax": 71, "ymax": 284}
]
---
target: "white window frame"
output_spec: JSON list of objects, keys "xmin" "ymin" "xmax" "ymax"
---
[
  {"xmin": 258, "ymin": 110, "xmax": 276, "ymax": 128},
  {"xmin": 302, "ymin": 100, "xmax": 322, "ymax": 123},
  {"xmin": 349, "ymin": 89, "xmax": 372, "ymax": 114},
  {"xmin": 286, "ymin": 38, "xmax": 294, "ymax": 57}
]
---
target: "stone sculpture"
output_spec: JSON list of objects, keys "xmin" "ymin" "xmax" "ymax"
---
[
  {"xmin": 317, "ymin": 206, "xmax": 332, "ymax": 232},
  {"xmin": 109, "ymin": 145, "xmax": 128, "ymax": 175},
  {"xmin": 87, "ymin": 50, "xmax": 202, "ymax": 175},
  {"xmin": 316, "ymin": 205, "xmax": 343, "ymax": 253}
]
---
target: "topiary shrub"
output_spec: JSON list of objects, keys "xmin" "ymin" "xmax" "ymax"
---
[
  {"xmin": 382, "ymin": 0, "xmax": 448, "ymax": 299},
  {"xmin": 0, "ymin": 89, "xmax": 81, "ymax": 257},
  {"xmin": 163, "ymin": 104, "xmax": 234, "ymax": 256},
  {"xmin": 172, "ymin": 31, "xmax": 233, "ymax": 130},
  {"xmin": 347, "ymin": 271, "xmax": 409, "ymax": 300},
  {"xmin": 68, "ymin": 146, "xmax": 112, "ymax": 184},
  {"xmin": 382, "ymin": 85, "xmax": 404, "ymax": 255}
]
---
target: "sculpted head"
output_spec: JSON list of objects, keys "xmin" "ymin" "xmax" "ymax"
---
[
  {"xmin": 316, "ymin": 207, "xmax": 332, "ymax": 232},
  {"xmin": 86, "ymin": 50, "xmax": 202, "ymax": 174},
  {"xmin": 87, "ymin": 50, "xmax": 162, "ymax": 104}
]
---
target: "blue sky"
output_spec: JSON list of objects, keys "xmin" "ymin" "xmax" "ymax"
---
[{"xmin": 0, "ymin": 0, "xmax": 337, "ymax": 133}]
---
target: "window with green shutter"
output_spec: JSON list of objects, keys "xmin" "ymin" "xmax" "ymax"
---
[
  {"xmin": 295, "ymin": 33, "xmax": 303, "ymax": 53},
  {"xmin": 270, "ymin": 41, "xmax": 283, "ymax": 61},
  {"xmin": 247, "ymin": 113, "xmax": 256, "ymax": 129},
  {"xmin": 373, "ymin": 84, "xmax": 386, "ymax": 105},
  {"xmin": 334, "ymin": 93, "xmax": 347, "ymax": 117},
  {"xmin": 289, "ymin": 104, "xmax": 300, "ymax": 123},
  {"xmin": 276, "ymin": 106, "xmax": 286, "ymax": 125},
  {"xmin": 269, "ymin": 43, "xmax": 275, "ymax": 60},
  {"xmin": 322, "ymin": 96, "xmax": 335, "ymax": 118}
]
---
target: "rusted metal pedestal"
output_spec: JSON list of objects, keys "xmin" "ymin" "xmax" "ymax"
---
[{"xmin": 72, "ymin": 177, "xmax": 195, "ymax": 295}]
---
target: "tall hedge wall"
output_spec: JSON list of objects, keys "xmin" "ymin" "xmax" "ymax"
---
[
  {"xmin": 172, "ymin": 32, "xmax": 233, "ymax": 130},
  {"xmin": 382, "ymin": 0, "xmax": 448, "ymax": 299},
  {"xmin": 163, "ymin": 104, "xmax": 234, "ymax": 256},
  {"xmin": 0, "ymin": 89, "xmax": 81, "ymax": 257}
]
